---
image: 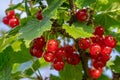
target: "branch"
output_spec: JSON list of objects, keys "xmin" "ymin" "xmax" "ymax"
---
[
  {"xmin": 79, "ymin": 50, "xmax": 94, "ymax": 80},
  {"xmin": 68, "ymin": 0, "xmax": 76, "ymax": 26},
  {"xmin": 112, "ymin": 71, "xmax": 120, "ymax": 80}
]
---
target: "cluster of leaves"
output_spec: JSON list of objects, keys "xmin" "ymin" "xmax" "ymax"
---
[{"xmin": 0, "ymin": 0, "xmax": 120, "ymax": 80}]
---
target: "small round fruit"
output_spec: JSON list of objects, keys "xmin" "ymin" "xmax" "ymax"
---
[
  {"xmin": 32, "ymin": 36, "xmax": 45, "ymax": 48},
  {"xmin": 66, "ymin": 54, "xmax": 80, "ymax": 65},
  {"xmin": 30, "ymin": 45, "xmax": 43, "ymax": 58},
  {"xmin": 47, "ymin": 39, "xmax": 58, "ymax": 52},
  {"xmin": 65, "ymin": 45, "xmax": 75, "ymax": 56},
  {"xmin": 89, "ymin": 68, "xmax": 102, "ymax": 79},
  {"xmin": 101, "ymin": 46, "xmax": 112, "ymax": 55},
  {"xmin": 104, "ymin": 35, "xmax": 117, "ymax": 48},
  {"xmin": 76, "ymin": 9, "xmax": 88, "ymax": 22},
  {"xmin": 6, "ymin": 10, "xmax": 15, "ymax": 18},
  {"xmin": 78, "ymin": 38, "xmax": 91, "ymax": 50},
  {"xmin": 9, "ymin": 17, "xmax": 19, "ymax": 28},
  {"xmin": 53, "ymin": 59, "xmax": 64, "ymax": 71},
  {"xmin": 2, "ymin": 16, "xmax": 10, "ymax": 25},
  {"xmin": 55, "ymin": 47, "xmax": 67, "ymax": 59},
  {"xmin": 89, "ymin": 43, "xmax": 101, "ymax": 56},
  {"xmin": 43, "ymin": 52, "xmax": 55, "ymax": 62},
  {"xmin": 93, "ymin": 60, "xmax": 105, "ymax": 69},
  {"xmin": 36, "ymin": 10, "xmax": 42, "ymax": 20},
  {"xmin": 94, "ymin": 25, "xmax": 104, "ymax": 36}
]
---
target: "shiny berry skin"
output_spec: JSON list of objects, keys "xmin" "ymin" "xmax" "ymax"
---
[
  {"xmin": 55, "ymin": 47, "xmax": 67, "ymax": 59},
  {"xmin": 30, "ymin": 45, "xmax": 43, "ymax": 58},
  {"xmin": 47, "ymin": 39, "xmax": 58, "ymax": 52},
  {"xmin": 101, "ymin": 46, "xmax": 112, "ymax": 55},
  {"xmin": 89, "ymin": 43, "xmax": 101, "ymax": 56},
  {"xmin": 6, "ymin": 10, "xmax": 15, "ymax": 18},
  {"xmin": 93, "ymin": 60, "xmax": 105, "ymax": 69},
  {"xmin": 66, "ymin": 54, "xmax": 80, "ymax": 65},
  {"xmin": 94, "ymin": 25, "xmax": 104, "ymax": 36},
  {"xmin": 2, "ymin": 16, "xmax": 10, "ymax": 25},
  {"xmin": 53, "ymin": 59, "xmax": 64, "ymax": 71},
  {"xmin": 9, "ymin": 17, "xmax": 19, "ymax": 28},
  {"xmin": 91, "ymin": 35, "xmax": 104, "ymax": 46},
  {"xmin": 36, "ymin": 10, "xmax": 42, "ymax": 20},
  {"xmin": 78, "ymin": 38, "xmax": 91, "ymax": 50},
  {"xmin": 104, "ymin": 35, "xmax": 117, "ymax": 48},
  {"xmin": 65, "ymin": 46, "xmax": 75, "ymax": 56},
  {"xmin": 43, "ymin": 52, "xmax": 55, "ymax": 62},
  {"xmin": 89, "ymin": 68, "xmax": 102, "ymax": 79},
  {"xmin": 76, "ymin": 9, "xmax": 88, "ymax": 22},
  {"xmin": 32, "ymin": 36, "xmax": 45, "ymax": 48}
]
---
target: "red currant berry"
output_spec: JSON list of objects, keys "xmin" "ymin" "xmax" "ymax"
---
[
  {"xmin": 93, "ymin": 60, "xmax": 105, "ymax": 69},
  {"xmin": 91, "ymin": 35, "xmax": 104, "ymax": 46},
  {"xmin": 53, "ymin": 59, "xmax": 64, "ymax": 71},
  {"xmin": 89, "ymin": 68, "xmax": 102, "ymax": 79},
  {"xmin": 9, "ymin": 17, "xmax": 19, "ymax": 28},
  {"xmin": 104, "ymin": 35, "xmax": 117, "ymax": 48},
  {"xmin": 36, "ymin": 10, "xmax": 42, "ymax": 20},
  {"xmin": 89, "ymin": 43, "xmax": 101, "ymax": 56},
  {"xmin": 94, "ymin": 25, "xmax": 104, "ymax": 36},
  {"xmin": 76, "ymin": 9, "xmax": 88, "ymax": 22},
  {"xmin": 43, "ymin": 52, "xmax": 55, "ymax": 62},
  {"xmin": 101, "ymin": 54, "xmax": 110, "ymax": 62},
  {"xmin": 30, "ymin": 45, "xmax": 43, "ymax": 58},
  {"xmin": 6, "ymin": 10, "xmax": 15, "ymax": 18},
  {"xmin": 47, "ymin": 39, "xmax": 58, "ymax": 53},
  {"xmin": 65, "ymin": 45, "xmax": 75, "ymax": 56},
  {"xmin": 32, "ymin": 36, "xmax": 45, "ymax": 48},
  {"xmin": 66, "ymin": 54, "xmax": 80, "ymax": 65},
  {"xmin": 101, "ymin": 45, "xmax": 112, "ymax": 55},
  {"xmin": 55, "ymin": 47, "xmax": 67, "ymax": 59},
  {"xmin": 78, "ymin": 38, "xmax": 91, "ymax": 50},
  {"xmin": 2, "ymin": 16, "xmax": 10, "ymax": 25}
]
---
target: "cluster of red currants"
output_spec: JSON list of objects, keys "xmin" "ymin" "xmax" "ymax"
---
[
  {"xmin": 78, "ymin": 25, "xmax": 117, "ymax": 79},
  {"xmin": 30, "ymin": 36, "xmax": 80, "ymax": 71},
  {"xmin": 2, "ymin": 10, "xmax": 20, "ymax": 28}
]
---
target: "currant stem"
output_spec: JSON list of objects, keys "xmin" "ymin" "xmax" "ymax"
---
[
  {"xmin": 68, "ymin": 0, "xmax": 76, "ymax": 26},
  {"xmin": 112, "ymin": 71, "xmax": 120, "ymax": 80},
  {"xmin": 79, "ymin": 50, "xmax": 94, "ymax": 80}
]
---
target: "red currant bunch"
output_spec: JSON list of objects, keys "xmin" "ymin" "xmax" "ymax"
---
[
  {"xmin": 76, "ymin": 9, "xmax": 88, "ymax": 22},
  {"xmin": 78, "ymin": 25, "xmax": 117, "ymax": 79},
  {"xmin": 2, "ymin": 10, "xmax": 20, "ymax": 28},
  {"xmin": 43, "ymin": 40, "xmax": 80, "ymax": 71},
  {"xmin": 30, "ymin": 37, "xmax": 81, "ymax": 71}
]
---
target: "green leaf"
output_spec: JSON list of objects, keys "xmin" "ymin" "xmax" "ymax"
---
[
  {"xmin": 106, "ymin": 60, "xmax": 114, "ymax": 68},
  {"xmin": 50, "ymin": 75, "xmax": 61, "ymax": 80},
  {"xmin": 63, "ymin": 24, "xmax": 93, "ymax": 39},
  {"xmin": 6, "ymin": 3, "xmax": 22, "ymax": 11},
  {"xmin": 0, "ymin": 34, "xmax": 19, "ymax": 52},
  {"xmin": 111, "ymin": 56, "xmax": 120, "ymax": 73},
  {"xmin": 10, "ymin": 42, "xmax": 33, "ymax": 63},
  {"xmin": 98, "ymin": 74, "xmax": 111, "ymax": 80},
  {"xmin": 59, "ymin": 63, "xmax": 83, "ymax": 80},
  {"xmin": 25, "ymin": 60, "xmax": 41, "ymax": 75},
  {"xmin": 11, "ymin": 40, "xmax": 22, "ymax": 52},
  {"xmin": 94, "ymin": 1, "xmax": 120, "ymax": 28},
  {"xmin": 0, "ymin": 47, "xmax": 13, "ymax": 80},
  {"xmin": 25, "ymin": 0, "xmax": 31, "ymax": 16},
  {"xmin": 19, "ymin": 0, "xmax": 65, "ymax": 41},
  {"xmin": 82, "ymin": 0, "xmax": 96, "ymax": 6}
]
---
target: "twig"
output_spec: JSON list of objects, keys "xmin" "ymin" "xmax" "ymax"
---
[
  {"xmin": 68, "ymin": 0, "xmax": 76, "ymax": 26},
  {"xmin": 112, "ymin": 71, "xmax": 120, "ymax": 80}
]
